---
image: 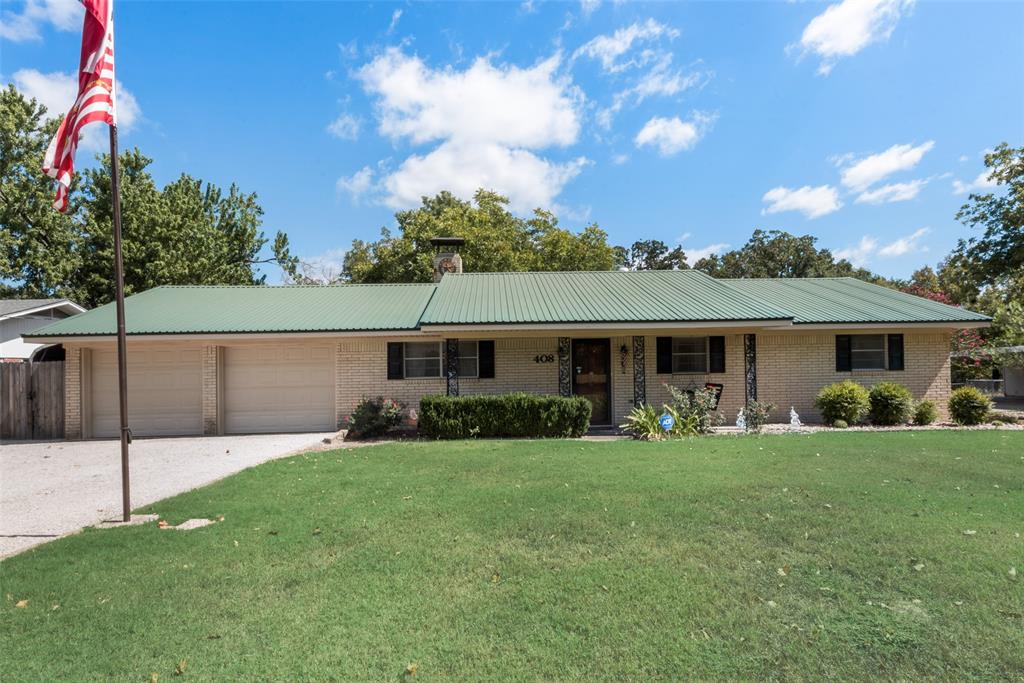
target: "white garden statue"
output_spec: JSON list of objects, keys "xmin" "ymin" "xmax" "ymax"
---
[
  {"xmin": 736, "ymin": 408, "xmax": 747, "ymax": 432},
  {"xmin": 789, "ymin": 407, "xmax": 802, "ymax": 431}
]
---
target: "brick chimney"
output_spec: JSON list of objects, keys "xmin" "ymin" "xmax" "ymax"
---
[{"xmin": 430, "ymin": 236, "xmax": 464, "ymax": 282}]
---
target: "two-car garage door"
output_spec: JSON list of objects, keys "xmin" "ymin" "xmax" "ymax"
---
[{"xmin": 88, "ymin": 344, "xmax": 334, "ymax": 437}]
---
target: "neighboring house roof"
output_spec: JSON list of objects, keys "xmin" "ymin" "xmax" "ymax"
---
[
  {"xmin": 25, "ymin": 273, "xmax": 990, "ymax": 339},
  {"xmin": 420, "ymin": 270, "xmax": 792, "ymax": 326},
  {"xmin": 26, "ymin": 284, "xmax": 437, "ymax": 336},
  {"xmin": 721, "ymin": 278, "xmax": 992, "ymax": 325},
  {"xmin": 0, "ymin": 298, "xmax": 86, "ymax": 320}
]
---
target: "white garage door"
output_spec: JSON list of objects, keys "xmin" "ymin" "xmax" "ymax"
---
[
  {"xmin": 223, "ymin": 345, "xmax": 335, "ymax": 434},
  {"xmin": 90, "ymin": 346, "xmax": 202, "ymax": 438}
]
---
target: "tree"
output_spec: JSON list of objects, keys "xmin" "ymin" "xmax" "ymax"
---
[
  {"xmin": 692, "ymin": 229, "xmax": 886, "ymax": 282},
  {"xmin": 1, "ymin": 86, "xmax": 296, "ymax": 307},
  {"xmin": 614, "ymin": 240, "xmax": 688, "ymax": 271},
  {"xmin": 954, "ymin": 143, "xmax": 1024, "ymax": 287},
  {"xmin": 340, "ymin": 190, "xmax": 616, "ymax": 283}
]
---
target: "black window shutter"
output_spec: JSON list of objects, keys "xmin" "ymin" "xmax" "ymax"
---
[
  {"xmin": 656, "ymin": 337, "xmax": 672, "ymax": 374},
  {"xmin": 708, "ymin": 336, "xmax": 726, "ymax": 373},
  {"xmin": 478, "ymin": 340, "xmax": 495, "ymax": 378},
  {"xmin": 835, "ymin": 335, "xmax": 852, "ymax": 372},
  {"xmin": 387, "ymin": 342, "xmax": 404, "ymax": 380},
  {"xmin": 887, "ymin": 334, "xmax": 904, "ymax": 371}
]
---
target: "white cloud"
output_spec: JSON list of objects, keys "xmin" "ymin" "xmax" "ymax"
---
[
  {"xmin": 878, "ymin": 227, "xmax": 929, "ymax": 257},
  {"xmin": 0, "ymin": 0, "xmax": 81, "ymax": 42},
  {"xmin": 580, "ymin": 0, "xmax": 601, "ymax": 17},
  {"xmin": 387, "ymin": 9, "xmax": 402, "ymax": 33},
  {"xmin": 326, "ymin": 113, "xmax": 360, "ymax": 140},
  {"xmin": 793, "ymin": 0, "xmax": 915, "ymax": 75},
  {"xmin": 12, "ymin": 68, "xmax": 141, "ymax": 151},
  {"xmin": 611, "ymin": 153, "xmax": 629, "ymax": 165},
  {"xmin": 336, "ymin": 166, "xmax": 375, "ymax": 202},
  {"xmin": 596, "ymin": 54, "xmax": 710, "ymax": 129},
  {"xmin": 836, "ymin": 227, "xmax": 929, "ymax": 265},
  {"xmin": 357, "ymin": 48, "xmax": 587, "ymax": 211},
  {"xmin": 634, "ymin": 113, "xmax": 714, "ymax": 156},
  {"xmin": 383, "ymin": 141, "xmax": 588, "ymax": 213},
  {"xmin": 686, "ymin": 243, "xmax": 730, "ymax": 263},
  {"xmin": 573, "ymin": 18, "xmax": 679, "ymax": 73},
  {"xmin": 839, "ymin": 141, "xmax": 934, "ymax": 192},
  {"xmin": 761, "ymin": 184, "xmax": 842, "ymax": 219},
  {"xmin": 855, "ymin": 178, "xmax": 927, "ymax": 204},
  {"xmin": 952, "ymin": 170, "xmax": 997, "ymax": 195}
]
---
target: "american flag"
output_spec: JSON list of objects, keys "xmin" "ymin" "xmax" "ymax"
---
[{"xmin": 41, "ymin": 0, "xmax": 117, "ymax": 213}]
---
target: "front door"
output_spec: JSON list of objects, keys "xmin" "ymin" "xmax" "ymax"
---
[{"xmin": 572, "ymin": 339, "xmax": 611, "ymax": 425}]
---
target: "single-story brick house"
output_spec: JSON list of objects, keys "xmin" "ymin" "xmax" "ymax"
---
[{"xmin": 25, "ymin": 248, "xmax": 990, "ymax": 438}]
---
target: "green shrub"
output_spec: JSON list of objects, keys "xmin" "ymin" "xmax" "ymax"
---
[
  {"xmin": 948, "ymin": 387, "xmax": 992, "ymax": 425},
  {"xmin": 832, "ymin": 419, "xmax": 849, "ymax": 429},
  {"xmin": 620, "ymin": 403, "xmax": 699, "ymax": 440},
  {"xmin": 418, "ymin": 393, "xmax": 591, "ymax": 439},
  {"xmin": 912, "ymin": 400, "xmax": 938, "ymax": 426},
  {"xmin": 347, "ymin": 396, "xmax": 403, "ymax": 438},
  {"xmin": 666, "ymin": 384, "xmax": 725, "ymax": 434},
  {"xmin": 741, "ymin": 399, "xmax": 776, "ymax": 433},
  {"xmin": 868, "ymin": 382, "xmax": 914, "ymax": 426},
  {"xmin": 814, "ymin": 380, "xmax": 870, "ymax": 426}
]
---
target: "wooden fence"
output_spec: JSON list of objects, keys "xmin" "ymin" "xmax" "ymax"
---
[{"xmin": 0, "ymin": 361, "xmax": 64, "ymax": 440}]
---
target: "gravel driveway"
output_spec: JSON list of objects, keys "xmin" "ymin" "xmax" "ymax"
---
[{"xmin": 0, "ymin": 433, "xmax": 335, "ymax": 559}]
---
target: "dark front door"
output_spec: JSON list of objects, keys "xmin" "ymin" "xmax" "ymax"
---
[{"xmin": 572, "ymin": 339, "xmax": 611, "ymax": 425}]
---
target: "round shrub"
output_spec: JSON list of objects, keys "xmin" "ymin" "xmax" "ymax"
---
[
  {"xmin": 868, "ymin": 382, "xmax": 914, "ymax": 426},
  {"xmin": 832, "ymin": 419, "xmax": 849, "ymax": 429},
  {"xmin": 912, "ymin": 400, "xmax": 938, "ymax": 426},
  {"xmin": 347, "ymin": 396, "xmax": 404, "ymax": 438},
  {"xmin": 948, "ymin": 387, "xmax": 992, "ymax": 425},
  {"xmin": 815, "ymin": 380, "xmax": 870, "ymax": 426}
]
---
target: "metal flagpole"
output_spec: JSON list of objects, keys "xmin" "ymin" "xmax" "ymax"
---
[{"xmin": 108, "ymin": 123, "xmax": 131, "ymax": 522}]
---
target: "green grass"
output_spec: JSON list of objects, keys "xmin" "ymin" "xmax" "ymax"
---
[{"xmin": 2, "ymin": 432, "xmax": 1022, "ymax": 682}]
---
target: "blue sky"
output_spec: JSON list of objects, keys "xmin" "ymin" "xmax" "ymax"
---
[{"xmin": 3, "ymin": 0, "xmax": 1022, "ymax": 281}]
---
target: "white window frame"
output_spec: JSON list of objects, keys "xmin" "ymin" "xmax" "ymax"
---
[
  {"xmin": 671, "ymin": 336, "xmax": 709, "ymax": 374},
  {"xmin": 404, "ymin": 341, "xmax": 443, "ymax": 379},
  {"xmin": 850, "ymin": 334, "xmax": 887, "ymax": 371},
  {"xmin": 457, "ymin": 340, "xmax": 479, "ymax": 378}
]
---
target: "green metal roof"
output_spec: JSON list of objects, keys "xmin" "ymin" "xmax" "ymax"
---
[
  {"xmin": 420, "ymin": 270, "xmax": 793, "ymax": 325},
  {"xmin": 722, "ymin": 277, "xmax": 991, "ymax": 324},
  {"xmin": 28, "ymin": 273, "xmax": 989, "ymax": 338},
  {"xmin": 29, "ymin": 284, "xmax": 437, "ymax": 336}
]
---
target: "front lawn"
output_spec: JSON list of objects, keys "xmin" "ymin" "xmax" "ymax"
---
[{"xmin": 2, "ymin": 432, "xmax": 1022, "ymax": 681}]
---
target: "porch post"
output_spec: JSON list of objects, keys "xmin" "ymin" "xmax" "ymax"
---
[
  {"xmin": 632, "ymin": 335, "xmax": 646, "ymax": 406},
  {"xmin": 557, "ymin": 337, "xmax": 571, "ymax": 397},
  {"xmin": 445, "ymin": 339, "xmax": 459, "ymax": 397},
  {"xmin": 744, "ymin": 333, "xmax": 757, "ymax": 403}
]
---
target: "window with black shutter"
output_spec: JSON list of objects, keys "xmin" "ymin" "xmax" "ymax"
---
[
  {"xmin": 387, "ymin": 342, "xmax": 404, "ymax": 380},
  {"xmin": 887, "ymin": 334, "xmax": 904, "ymax": 371},
  {"xmin": 478, "ymin": 340, "xmax": 495, "ymax": 378},
  {"xmin": 656, "ymin": 337, "xmax": 672, "ymax": 374},
  {"xmin": 709, "ymin": 336, "xmax": 726, "ymax": 373},
  {"xmin": 835, "ymin": 335, "xmax": 852, "ymax": 372}
]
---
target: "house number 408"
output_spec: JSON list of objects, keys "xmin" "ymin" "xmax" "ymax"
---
[{"xmin": 533, "ymin": 354, "xmax": 555, "ymax": 363}]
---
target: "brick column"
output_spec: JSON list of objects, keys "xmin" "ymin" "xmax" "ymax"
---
[
  {"xmin": 64, "ymin": 344, "xmax": 82, "ymax": 439},
  {"xmin": 202, "ymin": 345, "xmax": 219, "ymax": 435}
]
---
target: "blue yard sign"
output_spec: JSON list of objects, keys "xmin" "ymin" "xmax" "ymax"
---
[{"xmin": 658, "ymin": 413, "xmax": 675, "ymax": 431}]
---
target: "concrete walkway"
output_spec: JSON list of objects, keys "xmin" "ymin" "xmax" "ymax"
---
[{"xmin": 0, "ymin": 432, "xmax": 335, "ymax": 559}]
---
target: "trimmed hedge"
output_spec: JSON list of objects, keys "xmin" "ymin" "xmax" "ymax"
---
[
  {"xmin": 418, "ymin": 393, "xmax": 592, "ymax": 439},
  {"xmin": 948, "ymin": 386, "xmax": 991, "ymax": 425},
  {"xmin": 815, "ymin": 380, "xmax": 870, "ymax": 426},
  {"xmin": 868, "ymin": 382, "xmax": 914, "ymax": 426}
]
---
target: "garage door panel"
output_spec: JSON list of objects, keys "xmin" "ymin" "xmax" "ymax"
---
[
  {"xmin": 90, "ymin": 346, "xmax": 202, "ymax": 438},
  {"xmin": 224, "ymin": 345, "xmax": 334, "ymax": 434}
]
